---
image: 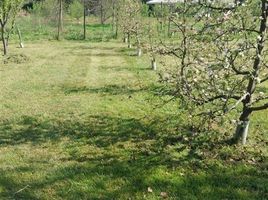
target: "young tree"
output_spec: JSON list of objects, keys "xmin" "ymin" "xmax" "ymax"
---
[
  {"xmin": 110, "ymin": 0, "xmax": 124, "ymax": 39},
  {"xmin": 0, "ymin": 0, "xmax": 23, "ymax": 55},
  {"xmin": 119, "ymin": 0, "xmax": 144, "ymax": 56},
  {"xmin": 111, "ymin": 0, "xmax": 117, "ymax": 37},
  {"xmin": 69, "ymin": 0, "xmax": 84, "ymax": 21},
  {"xmin": 157, "ymin": 0, "xmax": 268, "ymax": 145},
  {"xmin": 147, "ymin": 23, "xmax": 160, "ymax": 70},
  {"xmin": 132, "ymin": 4, "xmax": 144, "ymax": 57},
  {"xmin": 93, "ymin": 0, "xmax": 113, "ymax": 24},
  {"xmin": 16, "ymin": 25, "xmax": 23, "ymax": 48}
]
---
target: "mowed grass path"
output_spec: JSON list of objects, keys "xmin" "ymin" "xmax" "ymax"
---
[{"xmin": 0, "ymin": 41, "xmax": 267, "ymax": 199}]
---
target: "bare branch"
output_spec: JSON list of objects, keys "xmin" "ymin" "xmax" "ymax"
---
[
  {"xmin": 251, "ymin": 103, "xmax": 268, "ymax": 112},
  {"xmin": 189, "ymin": 93, "xmax": 241, "ymax": 106},
  {"xmin": 250, "ymin": 95, "xmax": 268, "ymax": 106},
  {"xmin": 229, "ymin": 51, "xmax": 251, "ymax": 75},
  {"xmin": 198, "ymin": 2, "xmax": 237, "ymax": 12},
  {"xmin": 261, "ymin": 76, "xmax": 268, "ymax": 83}
]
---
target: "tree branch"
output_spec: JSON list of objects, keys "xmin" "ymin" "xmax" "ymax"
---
[
  {"xmin": 250, "ymin": 95, "xmax": 268, "ymax": 106},
  {"xmin": 251, "ymin": 103, "xmax": 268, "ymax": 111},
  {"xmin": 261, "ymin": 76, "xmax": 268, "ymax": 83},
  {"xmin": 198, "ymin": 3, "xmax": 237, "ymax": 12},
  {"xmin": 195, "ymin": 94, "xmax": 241, "ymax": 105},
  {"xmin": 229, "ymin": 52, "xmax": 251, "ymax": 75}
]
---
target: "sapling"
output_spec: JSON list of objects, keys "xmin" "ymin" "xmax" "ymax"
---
[
  {"xmin": 119, "ymin": 0, "xmax": 143, "ymax": 54},
  {"xmin": 0, "ymin": 0, "xmax": 23, "ymax": 55}
]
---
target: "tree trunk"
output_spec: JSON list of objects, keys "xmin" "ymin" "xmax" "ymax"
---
[
  {"xmin": 115, "ymin": 21, "xmax": 118, "ymax": 39},
  {"xmin": 151, "ymin": 58, "xmax": 157, "ymax": 70},
  {"xmin": 124, "ymin": 35, "xmax": 128, "ymax": 43},
  {"xmin": 16, "ymin": 26, "xmax": 24, "ymax": 48},
  {"xmin": 231, "ymin": 0, "xmax": 268, "ymax": 145},
  {"xmin": 57, "ymin": 0, "xmax": 63, "ymax": 40},
  {"xmin": 137, "ymin": 37, "xmax": 141, "ymax": 56},
  {"xmin": 234, "ymin": 120, "xmax": 250, "ymax": 145},
  {"xmin": 160, "ymin": 2, "xmax": 163, "ymax": 31},
  {"xmin": 83, "ymin": 0, "xmax": 86, "ymax": 40},
  {"xmin": 115, "ymin": 19, "xmax": 118, "ymax": 39},
  {"xmin": 127, "ymin": 33, "xmax": 131, "ymax": 48},
  {"xmin": 112, "ymin": 2, "xmax": 115, "ymax": 34},
  {"xmin": 232, "ymin": 108, "xmax": 251, "ymax": 145},
  {"xmin": 168, "ymin": 17, "xmax": 171, "ymax": 37},
  {"xmin": 137, "ymin": 48, "xmax": 142, "ymax": 57},
  {"xmin": 115, "ymin": 4, "xmax": 119, "ymax": 39},
  {"xmin": 100, "ymin": 0, "xmax": 104, "ymax": 25},
  {"xmin": 1, "ymin": 26, "xmax": 7, "ymax": 55}
]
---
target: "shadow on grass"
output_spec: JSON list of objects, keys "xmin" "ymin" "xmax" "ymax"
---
[
  {"xmin": 0, "ymin": 114, "xmax": 267, "ymax": 199},
  {"xmin": 98, "ymin": 64, "xmax": 154, "ymax": 73},
  {"xmin": 62, "ymin": 84, "xmax": 144, "ymax": 96},
  {"xmin": 0, "ymin": 166, "xmax": 39, "ymax": 200},
  {"xmin": 60, "ymin": 83, "xmax": 170, "ymax": 96},
  {"xmin": 67, "ymin": 23, "xmax": 112, "ymax": 29},
  {"xmin": 3, "ymin": 157, "xmax": 267, "ymax": 200},
  {"xmin": 70, "ymin": 52, "xmax": 122, "ymax": 57},
  {"xmin": 64, "ymin": 33, "xmax": 114, "ymax": 42},
  {"xmin": 63, "ymin": 45, "xmax": 119, "ymax": 52},
  {"xmin": 0, "ymin": 115, "xmax": 157, "ymax": 147}
]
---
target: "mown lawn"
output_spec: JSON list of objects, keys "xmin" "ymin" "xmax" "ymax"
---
[{"xmin": 0, "ymin": 40, "xmax": 267, "ymax": 200}]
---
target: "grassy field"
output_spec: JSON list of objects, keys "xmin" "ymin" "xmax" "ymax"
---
[{"xmin": 0, "ymin": 39, "xmax": 268, "ymax": 199}]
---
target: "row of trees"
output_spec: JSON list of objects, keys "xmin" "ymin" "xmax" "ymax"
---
[
  {"xmin": 0, "ymin": 0, "xmax": 124, "ymax": 54},
  {"xmin": 112, "ymin": 0, "xmax": 268, "ymax": 145},
  {"xmin": 1, "ymin": 0, "xmax": 267, "ymax": 145},
  {"xmin": 0, "ymin": 0, "xmax": 154, "ymax": 55}
]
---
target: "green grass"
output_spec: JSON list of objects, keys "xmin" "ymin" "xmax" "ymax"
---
[{"xmin": 0, "ymin": 39, "xmax": 268, "ymax": 199}]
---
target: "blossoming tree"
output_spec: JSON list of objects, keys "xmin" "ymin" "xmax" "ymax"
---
[{"xmin": 158, "ymin": 0, "xmax": 268, "ymax": 145}]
